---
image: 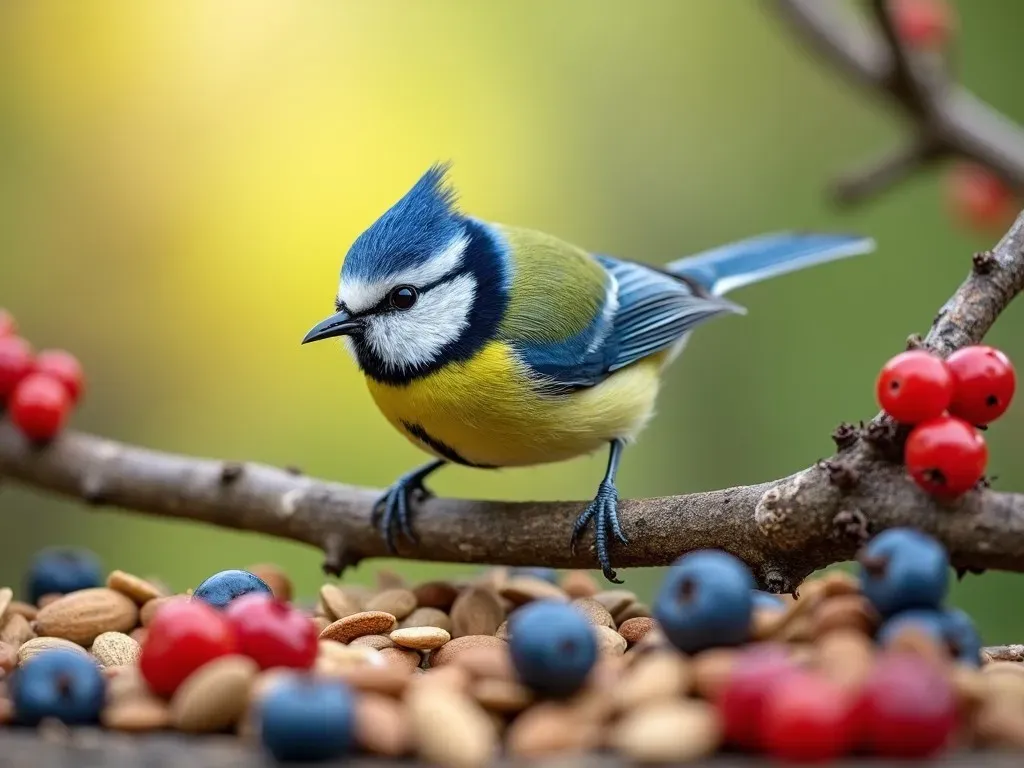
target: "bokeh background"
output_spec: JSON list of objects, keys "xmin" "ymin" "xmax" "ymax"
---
[{"xmin": 2, "ymin": 1, "xmax": 1023, "ymax": 640}]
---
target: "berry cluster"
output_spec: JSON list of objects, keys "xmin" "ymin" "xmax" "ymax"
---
[
  {"xmin": 876, "ymin": 346, "xmax": 1015, "ymax": 496},
  {"xmin": 0, "ymin": 309, "xmax": 84, "ymax": 442}
]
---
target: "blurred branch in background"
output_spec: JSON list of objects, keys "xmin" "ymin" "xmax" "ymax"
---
[{"xmin": 773, "ymin": 0, "xmax": 1024, "ymax": 203}]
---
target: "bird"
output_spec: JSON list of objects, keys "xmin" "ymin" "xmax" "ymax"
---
[{"xmin": 302, "ymin": 164, "xmax": 875, "ymax": 582}]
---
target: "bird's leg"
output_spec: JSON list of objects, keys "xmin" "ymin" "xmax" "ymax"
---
[
  {"xmin": 373, "ymin": 459, "xmax": 446, "ymax": 553},
  {"xmin": 570, "ymin": 439, "xmax": 629, "ymax": 583}
]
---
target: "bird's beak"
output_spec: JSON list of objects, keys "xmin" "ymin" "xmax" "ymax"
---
[{"xmin": 301, "ymin": 309, "xmax": 363, "ymax": 344}]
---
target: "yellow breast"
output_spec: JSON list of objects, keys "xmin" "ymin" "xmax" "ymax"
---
[{"xmin": 365, "ymin": 341, "xmax": 662, "ymax": 468}]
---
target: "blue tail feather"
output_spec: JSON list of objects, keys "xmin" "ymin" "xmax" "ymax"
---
[{"xmin": 665, "ymin": 232, "xmax": 875, "ymax": 297}]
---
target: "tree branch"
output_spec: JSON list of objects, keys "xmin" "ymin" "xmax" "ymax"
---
[
  {"xmin": 3, "ymin": 211, "xmax": 1024, "ymax": 590},
  {"xmin": 772, "ymin": 0, "xmax": 1024, "ymax": 201}
]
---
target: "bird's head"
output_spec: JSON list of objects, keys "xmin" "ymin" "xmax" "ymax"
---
[{"xmin": 302, "ymin": 164, "xmax": 509, "ymax": 384}]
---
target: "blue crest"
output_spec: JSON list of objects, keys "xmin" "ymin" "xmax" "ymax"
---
[{"xmin": 342, "ymin": 163, "xmax": 465, "ymax": 282}]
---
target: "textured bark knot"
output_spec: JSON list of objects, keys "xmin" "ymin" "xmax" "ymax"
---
[
  {"xmin": 831, "ymin": 422, "xmax": 860, "ymax": 451},
  {"xmin": 832, "ymin": 508, "xmax": 869, "ymax": 544},
  {"xmin": 820, "ymin": 459, "xmax": 859, "ymax": 491},
  {"xmin": 973, "ymin": 250, "xmax": 997, "ymax": 274}
]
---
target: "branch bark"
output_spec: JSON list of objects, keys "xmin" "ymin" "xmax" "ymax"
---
[{"xmin": 3, "ymin": 212, "xmax": 1024, "ymax": 591}]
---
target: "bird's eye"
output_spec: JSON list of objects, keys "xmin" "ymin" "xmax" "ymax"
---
[{"xmin": 389, "ymin": 285, "xmax": 418, "ymax": 311}]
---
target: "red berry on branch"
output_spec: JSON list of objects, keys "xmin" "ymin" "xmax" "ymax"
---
[
  {"xmin": 905, "ymin": 415, "xmax": 987, "ymax": 497},
  {"xmin": 224, "ymin": 593, "xmax": 318, "ymax": 671},
  {"xmin": 946, "ymin": 162, "xmax": 1016, "ymax": 233},
  {"xmin": 0, "ymin": 336, "xmax": 34, "ymax": 402},
  {"xmin": 8, "ymin": 374, "xmax": 72, "ymax": 442},
  {"xmin": 945, "ymin": 345, "xmax": 1015, "ymax": 425},
  {"xmin": 139, "ymin": 597, "xmax": 239, "ymax": 697},
  {"xmin": 762, "ymin": 671, "xmax": 856, "ymax": 763},
  {"xmin": 876, "ymin": 350, "xmax": 953, "ymax": 424},
  {"xmin": 34, "ymin": 350, "xmax": 85, "ymax": 404},
  {"xmin": 0, "ymin": 309, "xmax": 15, "ymax": 338},
  {"xmin": 890, "ymin": 0, "xmax": 955, "ymax": 49}
]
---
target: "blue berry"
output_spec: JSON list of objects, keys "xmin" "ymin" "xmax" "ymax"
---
[
  {"xmin": 11, "ymin": 649, "xmax": 105, "ymax": 726},
  {"xmin": 192, "ymin": 569, "xmax": 271, "ymax": 609},
  {"xmin": 24, "ymin": 547, "xmax": 102, "ymax": 604},
  {"xmin": 508, "ymin": 600, "xmax": 597, "ymax": 698},
  {"xmin": 510, "ymin": 567, "xmax": 559, "ymax": 584},
  {"xmin": 942, "ymin": 607, "xmax": 982, "ymax": 667},
  {"xmin": 877, "ymin": 608, "xmax": 948, "ymax": 648},
  {"xmin": 258, "ymin": 674, "xmax": 356, "ymax": 761},
  {"xmin": 752, "ymin": 590, "xmax": 786, "ymax": 611},
  {"xmin": 858, "ymin": 528, "xmax": 949, "ymax": 617},
  {"xmin": 654, "ymin": 550, "xmax": 755, "ymax": 654}
]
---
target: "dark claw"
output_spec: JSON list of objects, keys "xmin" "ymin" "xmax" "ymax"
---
[
  {"xmin": 571, "ymin": 481, "xmax": 626, "ymax": 583},
  {"xmin": 373, "ymin": 471, "xmax": 433, "ymax": 553}
]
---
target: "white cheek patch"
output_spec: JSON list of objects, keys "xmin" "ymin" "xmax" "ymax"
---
[
  {"xmin": 363, "ymin": 273, "xmax": 477, "ymax": 371},
  {"xmin": 338, "ymin": 233, "xmax": 469, "ymax": 314}
]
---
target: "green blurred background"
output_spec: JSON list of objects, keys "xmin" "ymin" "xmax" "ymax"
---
[{"xmin": 2, "ymin": 1, "xmax": 1023, "ymax": 640}]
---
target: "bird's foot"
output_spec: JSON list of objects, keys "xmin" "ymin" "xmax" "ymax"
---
[
  {"xmin": 570, "ymin": 479, "xmax": 629, "ymax": 583},
  {"xmin": 372, "ymin": 468, "xmax": 435, "ymax": 553}
]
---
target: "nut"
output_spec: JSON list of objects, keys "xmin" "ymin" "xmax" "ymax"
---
[
  {"xmin": 17, "ymin": 637, "xmax": 92, "ymax": 666},
  {"xmin": 90, "ymin": 632, "xmax": 141, "ymax": 668},
  {"xmin": 106, "ymin": 570, "xmax": 163, "ymax": 605},
  {"xmin": 615, "ymin": 650, "xmax": 692, "ymax": 711},
  {"xmin": 571, "ymin": 598, "xmax": 615, "ymax": 628},
  {"xmin": 506, "ymin": 701, "xmax": 600, "ymax": 757},
  {"xmin": 407, "ymin": 685, "xmax": 497, "ymax": 768},
  {"xmin": 692, "ymin": 648, "xmax": 737, "ymax": 700},
  {"xmin": 0, "ymin": 641, "xmax": 16, "ymax": 674},
  {"xmin": 618, "ymin": 617, "xmax": 655, "ymax": 645},
  {"xmin": 335, "ymin": 663, "xmax": 411, "ymax": 697},
  {"xmin": 561, "ymin": 570, "xmax": 599, "ymax": 598},
  {"xmin": 316, "ymin": 641, "xmax": 386, "ymax": 675},
  {"xmin": 376, "ymin": 568, "xmax": 406, "ymax": 590},
  {"xmin": 355, "ymin": 693, "xmax": 411, "ymax": 756},
  {"xmin": 413, "ymin": 581, "xmax": 460, "ymax": 611},
  {"xmin": 319, "ymin": 584, "xmax": 360, "ymax": 621},
  {"xmin": 499, "ymin": 577, "xmax": 567, "ymax": 606},
  {"xmin": 451, "ymin": 645, "xmax": 515, "ymax": 682},
  {"xmin": 391, "ymin": 627, "xmax": 451, "ymax": 651},
  {"xmin": 614, "ymin": 602, "xmax": 652, "ymax": 624},
  {"xmin": 140, "ymin": 596, "xmax": 177, "ymax": 627},
  {"xmin": 611, "ymin": 700, "xmax": 722, "ymax": 762},
  {"xmin": 429, "ymin": 635, "xmax": 508, "ymax": 668},
  {"xmin": 6, "ymin": 601, "xmax": 38, "ymax": 621},
  {"xmin": 102, "ymin": 696, "xmax": 171, "ymax": 731},
  {"xmin": 319, "ymin": 611, "xmax": 398, "ymax": 643},
  {"xmin": 35, "ymin": 588, "xmax": 139, "ymax": 646},
  {"xmin": 350, "ymin": 634, "xmax": 395, "ymax": 651},
  {"xmin": 105, "ymin": 664, "xmax": 151, "ymax": 704},
  {"xmin": 410, "ymin": 665, "xmax": 471, "ymax": 695},
  {"xmin": 450, "ymin": 587, "xmax": 505, "ymax": 638},
  {"xmin": 366, "ymin": 589, "xmax": 418, "ymax": 620},
  {"xmin": 494, "ymin": 621, "xmax": 509, "ymax": 642},
  {"xmin": 400, "ymin": 607, "xmax": 453, "ymax": 633},
  {"xmin": 1, "ymin": 614, "xmax": 35, "ymax": 649},
  {"xmin": 246, "ymin": 563, "xmax": 293, "ymax": 602},
  {"xmin": 595, "ymin": 625, "xmax": 627, "ymax": 656},
  {"xmin": 0, "ymin": 587, "xmax": 12, "ymax": 622},
  {"xmin": 471, "ymin": 678, "xmax": 533, "ymax": 713},
  {"xmin": 814, "ymin": 629, "xmax": 875, "ymax": 692},
  {"xmin": 811, "ymin": 594, "xmax": 879, "ymax": 639},
  {"xmin": 592, "ymin": 589, "xmax": 635, "ymax": 617},
  {"xmin": 379, "ymin": 646, "xmax": 422, "ymax": 672},
  {"xmin": 169, "ymin": 655, "xmax": 258, "ymax": 733}
]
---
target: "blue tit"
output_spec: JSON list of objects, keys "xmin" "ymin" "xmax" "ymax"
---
[{"xmin": 302, "ymin": 164, "xmax": 874, "ymax": 582}]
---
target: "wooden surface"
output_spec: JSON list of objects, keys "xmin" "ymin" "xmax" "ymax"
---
[{"xmin": 0, "ymin": 731, "xmax": 1021, "ymax": 768}]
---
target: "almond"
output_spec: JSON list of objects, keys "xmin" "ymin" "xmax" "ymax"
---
[
  {"xmin": 499, "ymin": 577, "xmax": 567, "ymax": 606},
  {"xmin": 350, "ymin": 634, "xmax": 395, "ymax": 651},
  {"xmin": 355, "ymin": 693, "xmax": 411, "ymax": 756},
  {"xmin": 592, "ymin": 589, "xmax": 635, "ymax": 617},
  {"xmin": 17, "ymin": 636, "xmax": 92, "ymax": 666},
  {"xmin": 366, "ymin": 589, "xmax": 417, "ymax": 620},
  {"xmin": 37, "ymin": 593, "xmax": 62, "ymax": 608},
  {"xmin": 615, "ymin": 650, "xmax": 692, "ymax": 711},
  {"xmin": 312, "ymin": 616, "xmax": 331, "ymax": 635},
  {"xmin": 814, "ymin": 629, "xmax": 875, "ymax": 692},
  {"xmin": 811, "ymin": 594, "xmax": 879, "ymax": 639},
  {"xmin": 140, "ymin": 596, "xmax": 178, "ymax": 627},
  {"xmin": 821, "ymin": 570, "xmax": 860, "ymax": 597},
  {"xmin": 409, "ymin": 665, "xmax": 471, "ymax": 695},
  {"xmin": 35, "ymin": 588, "xmax": 138, "ymax": 646},
  {"xmin": 0, "ymin": 614, "xmax": 35, "ymax": 649},
  {"xmin": 169, "ymin": 655, "xmax": 258, "ymax": 733},
  {"xmin": 90, "ymin": 632, "xmax": 141, "ymax": 668},
  {"xmin": 413, "ymin": 581, "xmax": 460, "ymax": 611},
  {"xmin": 391, "ymin": 627, "xmax": 450, "ymax": 651},
  {"xmin": 506, "ymin": 701, "xmax": 600, "ymax": 756},
  {"xmin": 400, "ymin": 607, "xmax": 452, "ymax": 633},
  {"xmin": 611, "ymin": 700, "xmax": 722, "ymax": 762},
  {"xmin": 0, "ymin": 587, "xmax": 12, "ymax": 622},
  {"xmin": 494, "ymin": 621, "xmax": 509, "ymax": 641},
  {"xmin": 618, "ymin": 617, "xmax": 655, "ymax": 645},
  {"xmin": 6, "ymin": 601, "xmax": 37, "ymax": 621},
  {"xmin": 106, "ymin": 571, "xmax": 163, "ymax": 605},
  {"xmin": 376, "ymin": 568, "xmax": 407, "ymax": 590},
  {"xmin": 335, "ymin": 664, "xmax": 410, "ymax": 697},
  {"xmin": 0, "ymin": 641, "xmax": 16, "ymax": 674},
  {"xmin": 246, "ymin": 564, "xmax": 293, "ymax": 602},
  {"xmin": 379, "ymin": 646, "xmax": 421, "ymax": 672},
  {"xmin": 102, "ymin": 696, "xmax": 171, "ymax": 731},
  {"xmin": 692, "ymin": 648, "xmax": 737, "ymax": 700},
  {"xmin": 106, "ymin": 664, "xmax": 151, "ymax": 704},
  {"xmin": 407, "ymin": 685, "xmax": 497, "ymax": 768},
  {"xmin": 315, "ymin": 641, "xmax": 386, "ymax": 674},
  {"xmin": 452, "ymin": 645, "xmax": 515, "ymax": 681},
  {"xmin": 471, "ymin": 678, "xmax": 533, "ymax": 713},
  {"xmin": 450, "ymin": 587, "xmax": 504, "ymax": 638},
  {"xmin": 595, "ymin": 625, "xmax": 627, "ymax": 656},
  {"xmin": 319, "ymin": 584, "xmax": 360, "ymax": 621},
  {"xmin": 561, "ymin": 570, "xmax": 599, "ymax": 598},
  {"xmin": 572, "ymin": 597, "xmax": 615, "ymax": 628},
  {"xmin": 429, "ymin": 635, "xmax": 507, "ymax": 668},
  {"xmin": 614, "ymin": 601, "xmax": 652, "ymax": 624},
  {"xmin": 319, "ymin": 611, "xmax": 397, "ymax": 643}
]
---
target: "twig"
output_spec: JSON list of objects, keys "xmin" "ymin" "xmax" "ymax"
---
[
  {"xmin": 772, "ymin": 0, "xmax": 1024, "ymax": 202},
  {"xmin": 3, "ymin": 211, "xmax": 1024, "ymax": 589}
]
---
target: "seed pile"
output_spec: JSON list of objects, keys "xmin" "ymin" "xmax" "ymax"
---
[{"xmin": 0, "ymin": 534, "xmax": 1023, "ymax": 765}]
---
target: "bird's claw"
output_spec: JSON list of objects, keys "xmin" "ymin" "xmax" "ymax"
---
[
  {"xmin": 570, "ymin": 480, "xmax": 628, "ymax": 583},
  {"xmin": 373, "ymin": 474, "xmax": 429, "ymax": 553}
]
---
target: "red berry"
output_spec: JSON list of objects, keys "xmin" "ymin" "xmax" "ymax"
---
[
  {"xmin": 224, "ymin": 593, "xmax": 317, "ymax": 671},
  {"xmin": 945, "ymin": 345, "xmax": 1015, "ymax": 425},
  {"xmin": 34, "ymin": 350, "xmax": 85, "ymax": 404},
  {"xmin": 139, "ymin": 597, "xmax": 239, "ymax": 697},
  {"xmin": 856, "ymin": 652, "xmax": 957, "ymax": 757},
  {"xmin": 716, "ymin": 644, "xmax": 800, "ymax": 750},
  {"xmin": 891, "ymin": 0, "xmax": 955, "ymax": 49},
  {"xmin": 905, "ymin": 415, "xmax": 987, "ymax": 497},
  {"xmin": 8, "ymin": 374, "xmax": 72, "ymax": 442},
  {"xmin": 0, "ymin": 309, "xmax": 15, "ymax": 338},
  {"xmin": 762, "ymin": 671, "xmax": 856, "ymax": 763},
  {"xmin": 0, "ymin": 336, "xmax": 34, "ymax": 401},
  {"xmin": 947, "ymin": 162, "xmax": 1016, "ymax": 233},
  {"xmin": 876, "ymin": 350, "xmax": 953, "ymax": 424}
]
